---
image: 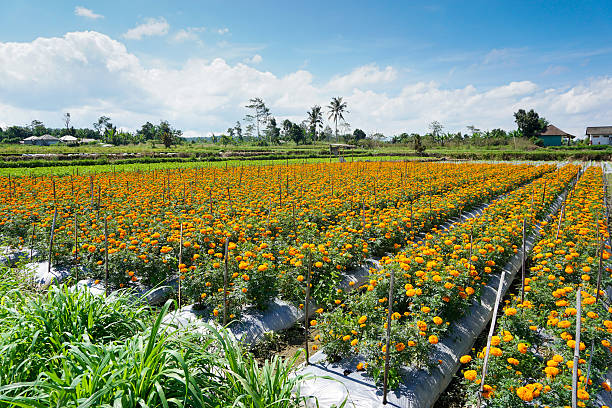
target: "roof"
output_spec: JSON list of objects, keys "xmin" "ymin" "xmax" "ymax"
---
[
  {"xmin": 38, "ymin": 134, "xmax": 59, "ymax": 141},
  {"xmin": 59, "ymin": 135, "xmax": 78, "ymax": 141},
  {"xmin": 330, "ymin": 143, "xmax": 357, "ymax": 148},
  {"xmin": 586, "ymin": 126, "xmax": 612, "ymax": 135},
  {"xmin": 540, "ymin": 125, "xmax": 573, "ymax": 137},
  {"xmin": 23, "ymin": 136, "xmax": 39, "ymax": 141}
]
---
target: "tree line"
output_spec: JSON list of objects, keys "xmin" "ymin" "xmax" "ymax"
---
[{"xmin": 0, "ymin": 115, "xmax": 183, "ymax": 148}]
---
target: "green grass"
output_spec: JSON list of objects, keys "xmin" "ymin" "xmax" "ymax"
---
[
  {"xmin": 0, "ymin": 154, "xmax": 412, "ymax": 177},
  {"xmin": 0, "ymin": 266, "xmax": 334, "ymax": 407}
]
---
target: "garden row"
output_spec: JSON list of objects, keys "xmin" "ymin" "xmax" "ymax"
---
[
  {"xmin": 461, "ymin": 165, "xmax": 612, "ymax": 407},
  {"xmin": 0, "ymin": 162, "xmax": 552, "ymax": 316},
  {"xmin": 313, "ymin": 163, "xmax": 580, "ymax": 390}
]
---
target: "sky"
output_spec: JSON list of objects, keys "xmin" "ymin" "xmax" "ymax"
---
[{"xmin": 0, "ymin": 0, "xmax": 611, "ymax": 138}]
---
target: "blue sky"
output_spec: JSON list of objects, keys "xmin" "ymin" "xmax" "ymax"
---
[{"xmin": 1, "ymin": 0, "xmax": 611, "ymax": 137}]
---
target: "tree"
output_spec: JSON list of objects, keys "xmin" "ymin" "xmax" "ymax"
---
[
  {"xmin": 281, "ymin": 120, "xmax": 292, "ymax": 140},
  {"xmin": 322, "ymin": 125, "xmax": 333, "ymax": 142},
  {"xmin": 428, "ymin": 121, "xmax": 444, "ymax": 145},
  {"xmin": 265, "ymin": 117, "xmax": 281, "ymax": 144},
  {"xmin": 234, "ymin": 121, "xmax": 243, "ymax": 143},
  {"xmin": 414, "ymin": 133, "xmax": 425, "ymax": 153},
  {"xmin": 158, "ymin": 120, "xmax": 179, "ymax": 148},
  {"xmin": 289, "ymin": 123, "xmax": 305, "ymax": 145},
  {"xmin": 245, "ymin": 97, "xmax": 270, "ymax": 141},
  {"xmin": 137, "ymin": 122, "xmax": 157, "ymax": 141},
  {"xmin": 353, "ymin": 128, "xmax": 366, "ymax": 142},
  {"xmin": 220, "ymin": 134, "xmax": 233, "ymax": 146},
  {"xmin": 93, "ymin": 116, "xmax": 111, "ymax": 138},
  {"xmin": 513, "ymin": 109, "xmax": 548, "ymax": 138},
  {"xmin": 327, "ymin": 96, "xmax": 348, "ymax": 142},
  {"xmin": 307, "ymin": 105, "xmax": 323, "ymax": 142},
  {"xmin": 63, "ymin": 113, "xmax": 71, "ymax": 131},
  {"xmin": 30, "ymin": 120, "xmax": 47, "ymax": 136},
  {"xmin": 245, "ymin": 124, "xmax": 254, "ymax": 139}
]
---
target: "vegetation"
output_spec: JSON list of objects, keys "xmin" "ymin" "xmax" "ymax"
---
[
  {"xmin": 0, "ymin": 266, "xmax": 319, "ymax": 407},
  {"xmin": 460, "ymin": 166, "xmax": 611, "ymax": 407}
]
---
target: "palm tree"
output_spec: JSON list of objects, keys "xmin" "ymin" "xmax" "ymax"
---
[
  {"xmin": 307, "ymin": 105, "xmax": 323, "ymax": 142},
  {"xmin": 327, "ymin": 97, "xmax": 348, "ymax": 143}
]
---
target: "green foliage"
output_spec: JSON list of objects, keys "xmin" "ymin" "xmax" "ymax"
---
[
  {"xmin": 0, "ymin": 270, "xmax": 320, "ymax": 408},
  {"xmin": 514, "ymin": 108, "xmax": 548, "ymax": 138}
]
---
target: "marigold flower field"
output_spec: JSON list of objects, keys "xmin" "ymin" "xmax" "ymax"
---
[{"xmin": 0, "ymin": 160, "xmax": 610, "ymax": 406}]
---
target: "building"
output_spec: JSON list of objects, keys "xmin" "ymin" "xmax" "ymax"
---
[
  {"xmin": 36, "ymin": 134, "xmax": 60, "ymax": 146},
  {"xmin": 586, "ymin": 126, "xmax": 612, "ymax": 145},
  {"xmin": 538, "ymin": 125, "xmax": 573, "ymax": 146},
  {"xmin": 59, "ymin": 135, "xmax": 79, "ymax": 145},
  {"xmin": 21, "ymin": 136, "xmax": 40, "ymax": 145}
]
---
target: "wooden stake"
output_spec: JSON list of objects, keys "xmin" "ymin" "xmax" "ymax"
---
[
  {"xmin": 478, "ymin": 270, "xmax": 506, "ymax": 408},
  {"xmin": 223, "ymin": 237, "xmax": 230, "ymax": 325},
  {"xmin": 29, "ymin": 223, "xmax": 36, "ymax": 262},
  {"xmin": 47, "ymin": 208, "xmax": 58, "ymax": 277},
  {"xmin": 305, "ymin": 250, "xmax": 312, "ymax": 365},
  {"xmin": 74, "ymin": 212, "xmax": 79, "ymax": 283},
  {"xmin": 382, "ymin": 269, "xmax": 395, "ymax": 405},
  {"xmin": 572, "ymin": 288, "xmax": 582, "ymax": 408},
  {"xmin": 521, "ymin": 218, "xmax": 526, "ymax": 305},
  {"xmin": 104, "ymin": 217, "xmax": 109, "ymax": 296},
  {"xmin": 178, "ymin": 222, "xmax": 183, "ymax": 309}
]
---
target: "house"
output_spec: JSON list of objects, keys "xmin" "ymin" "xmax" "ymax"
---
[
  {"xmin": 586, "ymin": 126, "xmax": 612, "ymax": 145},
  {"xmin": 59, "ymin": 135, "xmax": 79, "ymax": 145},
  {"xmin": 538, "ymin": 125, "xmax": 573, "ymax": 146},
  {"xmin": 21, "ymin": 136, "xmax": 40, "ymax": 145},
  {"xmin": 36, "ymin": 134, "xmax": 60, "ymax": 146}
]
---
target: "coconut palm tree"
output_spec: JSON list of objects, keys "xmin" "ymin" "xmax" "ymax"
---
[
  {"xmin": 327, "ymin": 97, "xmax": 348, "ymax": 143},
  {"xmin": 307, "ymin": 105, "xmax": 323, "ymax": 142}
]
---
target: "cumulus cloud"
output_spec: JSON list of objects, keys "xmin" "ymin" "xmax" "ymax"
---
[
  {"xmin": 327, "ymin": 64, "xmax": 397, "ymax": 91},
  {"xmin": 217, "ymin": 28, "xmax": 229, "ymax": 35},
  {"xmin": 172, "ymin": 26, "xmax": 206, "ymax": 43},
  {"xmin": 244, "ymin": 54, "xmax": 262, "ymax": 64},
  {"xmin": 0, "ymin": 31, "xmax": 610, "ymax": 137},
  {"xmin": 123, "ymin": 17, "xmax": 169, "ymax": 40},
  {"xmin": 74, "ymin": 6, "xmax": 104, "ymax": 19}
]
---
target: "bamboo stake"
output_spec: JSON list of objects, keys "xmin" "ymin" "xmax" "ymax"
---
[
  {"xmin": 47, "ymin": 207, "xmax": 58, "ymax": 277},
  {"xmin": 478, "ymin": 270, "xmax": 506, "ymax": 408},
  {"xmin": 74, "ymin": 212, "xmax": 79, "ymax": 283},
  {"xmin": 521, "ymin": 218, "xmax": 526, "ymax": 305},
  {"xmin": 572, "ymin": 288, "xmax": 582, "ymax": 408},
  {"xmin": 304, "ymin": 250, "xmax": 312, "ymax": 365},
  {"xmin": 382, "ymin": 269, "xmax": 396, "ymax": 405},
  {"xmin": 29, "ymin": 223, "xmax": 36, "ymax": 262},
  {"xmin": 223, "ymin": 237, "xmax": 230, "ymax": 325},
  {"xmin": 178, "ymin": 222, "xmax": 183, "ymax": 309},
  {"xmin": 104, "ymin": 217, "xmax": 109, "ymax": 296}
]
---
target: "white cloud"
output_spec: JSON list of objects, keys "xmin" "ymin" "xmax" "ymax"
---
[
  {"xmin": 327, "ymin": 64, "xmax": 397, "ymax": 91},
  {"xmin": 74, "ymin": 6, "xmax": 104, "ymax": 19},
  {"xmin": 172, "ymin": 26, "xmax": 205, "ymax": 43},
  {"xmin": 217, "ymin": 28, "xmax": 229, "ymax": 35},
  {"xmin": 0, "ymin": 31, "xmax": 610, "ymax": 138},
  {"xmin": 123, "ymin": 17, "xmax": 169, "ymax": 40},
  {"xmin": 244, "ymin": 54, "xmax": 262, "ymax": 64}
]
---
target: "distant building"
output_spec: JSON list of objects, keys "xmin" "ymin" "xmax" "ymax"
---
[
  {"xmin": 21, "ymin": 136, "xmax": 40, "ymax": 145},
  {"xmin": 586, "ymin": 126, "xmax": 612, "ymax": 145},
  {"xmin": 59, "ymin": 135, "xmax": 79, "ymax": 145},
  {"xmin": 37, "ymin": 134, "xmax": 60, "ymax": 146},
  {"xmin": 538, "ymin": 125, "xmax": 573, "ymax": 146}
]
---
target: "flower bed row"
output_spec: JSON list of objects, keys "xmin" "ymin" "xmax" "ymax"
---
[
  {"xmin": 0, "ymin": 162, "xmax": 551, "ymax": 315},
  {"xmin": 314, "ymin": 164, "xmax": 580, "ymax": 388},
  {"xmin": 461, "ymin": 166, "xmax": 612, "ymax": 407}
]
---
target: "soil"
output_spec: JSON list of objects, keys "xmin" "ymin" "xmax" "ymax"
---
[{"xmin": 250, "ymin": 323, "xmax": 321, "ymax": 366}]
